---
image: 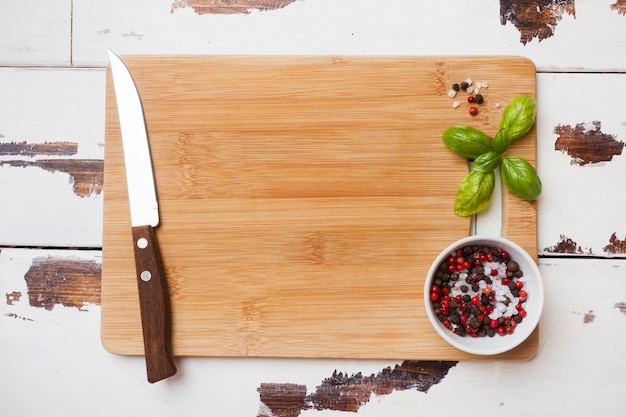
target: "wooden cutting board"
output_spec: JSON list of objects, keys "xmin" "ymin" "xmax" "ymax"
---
[{"xmin": 102, "ymin": 55, "xmax": 538, "ymax": 360}]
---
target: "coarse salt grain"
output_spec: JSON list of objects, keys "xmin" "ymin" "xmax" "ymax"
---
[
  {"xmin": 448, "ymin": 89, "xmax": 457, "ymax": 98},
  {"xmin": 452, "ymin": 101, "xmax": 461, "ymax": 108}
]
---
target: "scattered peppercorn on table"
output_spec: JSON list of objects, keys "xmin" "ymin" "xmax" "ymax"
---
[{"xmin": 1, "ymin": 2, "xmax": 625, "ymax": 416}]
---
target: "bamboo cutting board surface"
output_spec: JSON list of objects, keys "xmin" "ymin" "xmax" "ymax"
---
[{"xmin": 102, "ymin": 56, "xmax": 538, "ymax": 360}]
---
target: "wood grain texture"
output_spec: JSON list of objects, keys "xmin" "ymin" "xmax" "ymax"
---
[{"xmin": 102, "ymin": 55, "xmax": 537, "ymax": 360}]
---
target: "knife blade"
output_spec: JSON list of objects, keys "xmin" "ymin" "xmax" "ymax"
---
[{"xmin": 108, "ymin": 50, "xmax": 177, "ymax": 383}]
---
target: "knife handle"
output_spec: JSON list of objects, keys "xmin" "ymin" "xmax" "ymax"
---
[{"xmin": 131, "ymin": 225, "xmax": 177, "ymax": 383}]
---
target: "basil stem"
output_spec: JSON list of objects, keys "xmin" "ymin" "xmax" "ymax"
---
[
  {"xmin": 472, "ymin": 151, "xmax": 502, "ymax": 173},
  {"xmin": 501, "ymin": 156, "xmax": 542, "ymax": 200},
  {"xmin": 442, "ymin": 126, "xmax": 492, "ymax": 159},
  {"xmin": 454, "ymin": 170, "xmax": 496, "ymax": 217},
  {"xmin": 499, "ymin": 95, "xmax": 536, "ymax": 142}
]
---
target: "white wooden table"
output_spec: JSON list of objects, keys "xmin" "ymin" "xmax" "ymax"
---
[{"xmin": 2, "ymin": 1, "xmax": 625, "ymax": 416}]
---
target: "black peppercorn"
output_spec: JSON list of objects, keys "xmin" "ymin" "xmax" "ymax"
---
[
  {"xmin": 475, "ymin": 94, "xmax": 484, "ymax": 104},
  {"xmin": 452, "ymin": 83, "xmax": 460, "ymax": 91},
  {"xmin": 460, "ymin": 81, "xmax": 469, "ymax": 91}
]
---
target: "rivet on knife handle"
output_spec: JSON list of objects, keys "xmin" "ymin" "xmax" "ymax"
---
[{"xmin": 132, "ymin": 225, "xmax": 177, "ymax": 383}]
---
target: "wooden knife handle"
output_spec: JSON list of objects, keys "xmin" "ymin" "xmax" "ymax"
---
[{"xmin": 131, "ymin": 225, "xmax": 177, "ymax": 383}]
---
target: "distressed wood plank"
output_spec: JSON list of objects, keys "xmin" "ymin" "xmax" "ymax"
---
[
  {"xmin": 0, "ymin": 68, "xmax": 105, "ymax": 247},
  {"xmin": 73, "ymin": 0, "xmax": 626, "ymax": 71},
  {"xmin": 2, "ymin": 250, "xmax": 625, "ymax": 415},
  {"xmin": 536, "ymin": 73, "xmax": 626, "ymax": 258}
]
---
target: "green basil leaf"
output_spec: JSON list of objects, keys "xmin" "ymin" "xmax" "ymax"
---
[
  {"xmin": 442, "ymin": 126, "xmax": 492, "ymax": 159},
  {"xmin": 492, "ymin": 128, "xmax": 511, "ymax": 154},
  {"xmin": 501, "ymin": 156, "xmax": 542, "ymax": 200},
  {"xmin": 454, "ymin": 170, "xmax": 496, "ymax": 217},
  {"xmin": 499, "ymin": 95, "xmax": 536, "ymax": 142},
  {"xmin": 472, "ymin": 151, "xmax": 502, "ymax": 173}
]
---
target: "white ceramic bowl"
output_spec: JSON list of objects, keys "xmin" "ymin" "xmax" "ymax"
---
[{"xmin": 424, "ymin": 235, "xmax": 544, "ymax": 355}]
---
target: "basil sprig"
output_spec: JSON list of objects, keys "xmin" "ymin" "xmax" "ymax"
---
[{"xmin": 442, "ymin": 95, "xmax": 541, "ymax": 217}]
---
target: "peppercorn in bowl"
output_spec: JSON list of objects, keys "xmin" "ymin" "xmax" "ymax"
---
[{"xmin": 424, "ymin": 235, "xmax": 544, "ymax": 355}]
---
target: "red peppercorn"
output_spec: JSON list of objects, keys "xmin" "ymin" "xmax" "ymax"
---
[
  {"xmin": 501, "ymin": 277, "xmax": 511, "ymax": 286},
  {"xmin": 442, "ymin": 287, "xmax": 449, "ymax": 296},
  {"xmin": 469, "ymin": 106, "xmax": 478, "ymax": 116},
  {"xmin": 447, "ymin": 255, "xmax": 455, "ymax": 265},
  {"xmin": 501, "ymin": 251, "xmax": 509, "ymax": 259},
  {"xmin": 447, "ymin": 264, "xmax": 456, "ymax": 272},
  {"xmin": 490, "ymin": 319, "xmax": 499, "ymax": 329},
  {"xmin": 518, "ymin": 309, "xmax": 527, "ymax": 318},
  {"xmin": 444, "ymin": 319, "xmax": 451, "ymax": 328},
  {"xmin": 471, "ymin": 295, "xmax": 480, "ymax": 305},
  {"xmin": 497, "ymin": 326, "xmax": 507, "ymax": 336},
  {"xmin": 430, "ymin": 292, "xmax": 439, "ymax": 302},
  {"xmin": 519, "ymin": 290, "xmax": 528, "ymax": 299},
  {"xmin": 462, "ymin": 261, "xmax": 471, "ymax": 269},
  {"xmin": 515, "ymin": 281, "xmax": 524, "ymax": 289},
  {"xmin": 490, "ymin": 268, "xmax": 499, "ymax": 276},
  {"xmin": 467, "ymin": 95, "xmax": 475, "ymax": 103},
  {"xmin": 459, "ymin": 314, "xmax": 467, "ymax": 323}
]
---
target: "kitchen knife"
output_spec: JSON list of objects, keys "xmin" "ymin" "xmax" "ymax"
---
[{"xmin": 108, "ymin": 50, "xmax": 177, "ymax": 383}]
